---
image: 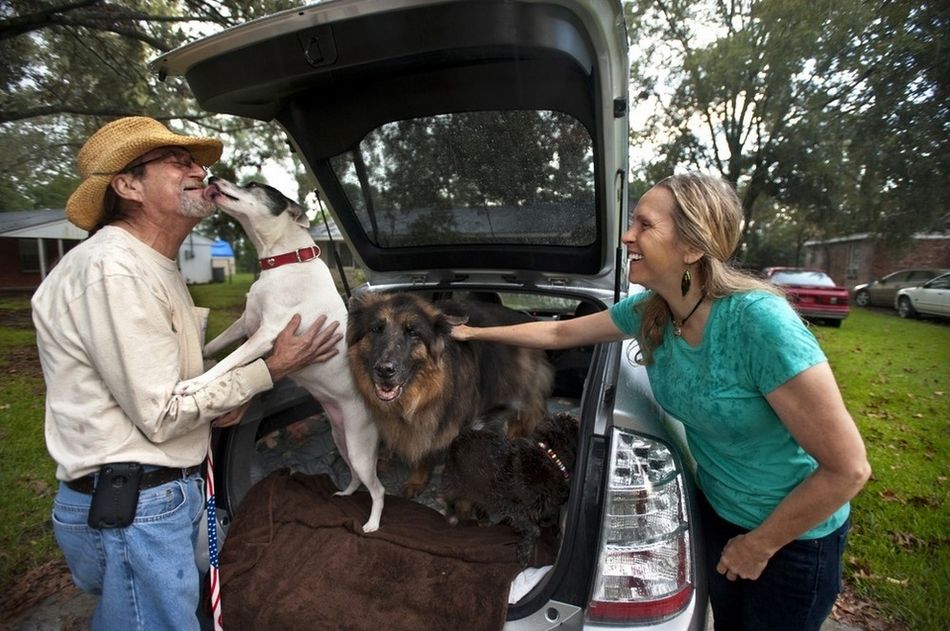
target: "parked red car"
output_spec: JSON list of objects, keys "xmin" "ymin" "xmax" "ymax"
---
[{"xmin": 762, "ymin": 267, "xmax": 850, "ymax": 327}]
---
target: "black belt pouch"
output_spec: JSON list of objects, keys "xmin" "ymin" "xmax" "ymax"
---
[{"xmin": 87, "ymin": 463, "xmax": 143, "ymax": 529}]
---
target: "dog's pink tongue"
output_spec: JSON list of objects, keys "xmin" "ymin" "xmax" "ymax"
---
[
  {"xmin": 202, "ymin": 183, "xmax": 220, "ymax": 201},
  {"xmin": 375, "ymin": 384, "xmax": 402, "ymax": 402}
]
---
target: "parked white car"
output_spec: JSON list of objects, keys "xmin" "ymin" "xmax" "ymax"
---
[{"xmin": 895, "ymin": 272, "xmax": 950, "ymax": 319}]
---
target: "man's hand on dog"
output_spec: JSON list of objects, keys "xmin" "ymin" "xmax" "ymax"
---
[
  {"xmin": 173, "ymin": 314, "xmax": 341, "ymax": 396},
  {"xmin": 212, "ymin": 400, "xmax": 251, "ymax": 428},
  {"xmin": 265, "ymin": 313, "xmax": 342, "ymax": 383}
]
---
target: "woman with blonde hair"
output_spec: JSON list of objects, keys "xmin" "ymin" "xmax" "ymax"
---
[{"xmin": 452, "ymin": 172, "xmax": 870, "ymax": 631}]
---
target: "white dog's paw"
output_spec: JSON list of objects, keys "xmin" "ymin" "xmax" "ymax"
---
[{"xmin": 361, "ymin": 519, "xmax": 380, "ymax": 533}]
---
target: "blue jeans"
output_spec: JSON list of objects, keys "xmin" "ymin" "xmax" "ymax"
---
[
  {"xmin": 52, "ymin": 473, "xmax": 206, "ymax": 631},
  {"xmin": 700, "ymin": 493, "xmax": 848, "ymax": 631}
]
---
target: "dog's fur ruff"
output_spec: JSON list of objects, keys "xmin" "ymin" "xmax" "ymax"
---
[
  {"xmin": 442, "ymin": 412, "xmax": 579, "ymax": 566},
  {"xmin": 173, "ymin": 178, "xmax": 385, "ymax": 533},
  {"xmin": 346, "ymin": 292, "xmax": 554, "ymax": 497}
]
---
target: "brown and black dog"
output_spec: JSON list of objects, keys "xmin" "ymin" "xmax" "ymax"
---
[{"xmin": 346, "ymin": 292, "xmax": 554, "ymax": 497}]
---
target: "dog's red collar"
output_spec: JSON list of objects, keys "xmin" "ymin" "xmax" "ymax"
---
[
  {"xmin": 538, "ymin": 441, "xmax": 570, "ymax": 481},
  {"xmin": 259, "ymin": 246, "xmax": 321, "ymax": 270}
]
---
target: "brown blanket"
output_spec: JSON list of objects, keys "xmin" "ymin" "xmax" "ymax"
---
[{"xmin": 220, "ymin": 470, "xmax": 524, "ymax": 631}]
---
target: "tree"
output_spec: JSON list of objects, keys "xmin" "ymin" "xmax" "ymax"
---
[
  {"xmin": 828, "ymin": 1, "xmax": 949, "ymax": 242},
  {"xmin": 624, "ymin": 0, "xmax": 948, "ymax": 256},
  {"xmin": 0, "ymin": 0, "xmax": 304, "ymax": 214}
]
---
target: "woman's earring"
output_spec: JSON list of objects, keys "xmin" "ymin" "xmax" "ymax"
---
[{"xmin": 681, "ymin": 269, "xmax": 691, "ymax": 296}]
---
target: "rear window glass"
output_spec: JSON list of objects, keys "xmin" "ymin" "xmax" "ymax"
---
[
  {"xmin": 884, "ymin": 271, "xmax": 912, "ymax": 282},
  {"xmin": 770, "ymin": 271, "xmax": 836, "ymax": 287},
  {"xmin": 329, "ymin": 110, "xmax": 595, "ymax": 248}
]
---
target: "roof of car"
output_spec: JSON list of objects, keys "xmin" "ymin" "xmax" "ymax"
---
[{"xmin": 763, "ymin": 267, "xmax": 829, "ymax": 274}]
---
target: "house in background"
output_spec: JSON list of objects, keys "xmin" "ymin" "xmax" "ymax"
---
[
  {"xmin": 0, "ymin": 209, "xmax": 229, "ymax": 290},
  {"xmin": 178, "ymin": 232, "xmax": 215, "ymax": 284},
  {"xmin": 309, "ymin": 217, "xmax": 355, "ymax": 268},
  {"xmin": 211, "ymin": 239, "xmax": 236, "ymax": 282},
  {"xmin": 0, "ymin": 209, "xmax": 85, "ymax": 290},
  {"xmin": 803, "ymin": 232, "xmax": 950, "ymax": 287}
]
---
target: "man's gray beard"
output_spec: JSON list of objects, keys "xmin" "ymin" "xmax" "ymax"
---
[{"xmin": 179, "ymin": 193, "xmax": 215, "ymax": 219}]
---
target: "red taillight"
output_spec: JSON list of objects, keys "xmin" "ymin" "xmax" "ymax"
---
[
  {"xmin": 588, "ymin": 584, "xmax": 693, "ymax": 622},
  {"xmin": 587, "ymin": 428, "xmax": 694, "ymax": 624}
]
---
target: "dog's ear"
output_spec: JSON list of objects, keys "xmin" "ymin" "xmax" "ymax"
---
[
  {"xmin": 444, "ymin": 314, "xmax": 469, "ymax": 326},
  {"xmin": 429, "ymin": 309, "xmax": 463, "ymax": 360},
  {"xmin": 287, "ymin": 201, "xmax": 310, "ymax": 229},
  {"xmin": 345, "ymin": 293, "xmax": 378, "ymax": 346},
  {"xmin": 347, "ymin": 292, "xmax": 376, "ymax": 314},
  {"xmin": 346, "ymin": 296, "xmax": 367, "ymax": 346},
  {"xmin": 345, "ymin": 319, "xmax": 363, "ymax": 347},
  {"xmin": 432, "ymin": 309, "xmax": 456, "ymax": 337}
]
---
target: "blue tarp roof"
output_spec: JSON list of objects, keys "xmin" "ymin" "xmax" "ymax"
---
[{"xmin": 211, "ymin": 239, "xmax": 234, "ymax": 257}]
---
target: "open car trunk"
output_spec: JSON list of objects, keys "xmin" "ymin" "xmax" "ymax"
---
[{"xmin": 212, "ymin": 289, "xmax": 615, "ymax": 620}]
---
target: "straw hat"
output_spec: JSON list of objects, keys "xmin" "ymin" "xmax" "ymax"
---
[{"xmin": 65, "ymin": 116, "xmax": 223, "ymax": 231}]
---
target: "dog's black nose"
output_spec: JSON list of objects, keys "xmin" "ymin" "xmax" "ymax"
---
[
  {"xmin": 374, "ymin": 361, "xmax": 396, "ymax": 379},
  {"xmin": 208, "ymin": 176, "xmax": 220, "ymax": 184}
]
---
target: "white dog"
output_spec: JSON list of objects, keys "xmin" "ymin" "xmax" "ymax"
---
[{"xmin": 174, "ymin": 177, "xmax": 384, "ymax": 532}]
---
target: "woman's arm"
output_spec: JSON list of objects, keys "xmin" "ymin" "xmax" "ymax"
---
[
  {"xmin": 451, "ymin": 309, "xmax": 627, "ymax": 350},
  {"xmin": 716, "ymin": 362, "xmax": 871, "ymax": 581}
]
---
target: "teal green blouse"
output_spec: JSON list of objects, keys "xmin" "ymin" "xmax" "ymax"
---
[{"xmin": 610, "ymin": 290, "xmax": 849, "ymax": 539}]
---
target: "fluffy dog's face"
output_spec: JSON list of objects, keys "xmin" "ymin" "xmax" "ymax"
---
[
  {"xmin": 205, "ymin": 176, "xmax": 308, "ymax": 228},
  {"xmin": 347, "ymin": 293, "xmax": 458, "ymax": 404}
]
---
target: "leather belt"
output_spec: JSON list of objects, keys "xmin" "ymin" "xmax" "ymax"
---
[{"xmin": 65, "ymin": 465, "xmax": 201, "ymax": 495}]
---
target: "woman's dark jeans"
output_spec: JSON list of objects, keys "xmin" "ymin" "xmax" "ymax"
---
[{"xmin": 699, "ymin": 493, "xmax": 849, "ymax": 631}]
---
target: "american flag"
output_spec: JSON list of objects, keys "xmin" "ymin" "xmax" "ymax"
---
[{"xmin": 206, "ymin": 441, "xmax": 223, "ymax": 631}]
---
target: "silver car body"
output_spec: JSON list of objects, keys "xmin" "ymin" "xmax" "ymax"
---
[{"xmin": 895, "ymin": 272, "xmax": 950, "ymax": 319}]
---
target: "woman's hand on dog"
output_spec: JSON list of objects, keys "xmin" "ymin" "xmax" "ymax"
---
[
  {"xmin": 449, "ymin": 323, "xmax": 474, "ymax": 341},
  {"xmin": 266, "ymin": 314, "xmax": 342, "ymax": 382}
]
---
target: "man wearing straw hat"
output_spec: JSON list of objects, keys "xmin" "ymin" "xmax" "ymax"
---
[{"xmin": 31, "ymin": 116, "xmax": 342, "ymax": 630}]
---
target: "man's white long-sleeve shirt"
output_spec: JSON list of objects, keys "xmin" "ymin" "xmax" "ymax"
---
[{"xmin": 32, "ymin": 226, "xmax": 272, "ymax": 480}]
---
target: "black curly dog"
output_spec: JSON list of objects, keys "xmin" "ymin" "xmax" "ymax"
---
[{"xmin": 442, "ymin": 412, "xmax": 579, "ymax": 566}]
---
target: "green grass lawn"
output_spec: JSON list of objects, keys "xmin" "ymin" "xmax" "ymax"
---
[
  {"xmin": 811, "ymin": 311, "xmax": 950, "ymax": 630},
  {"xmin": 1, "ymin": 285, "xmax": 947, "ymax": 628}
]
